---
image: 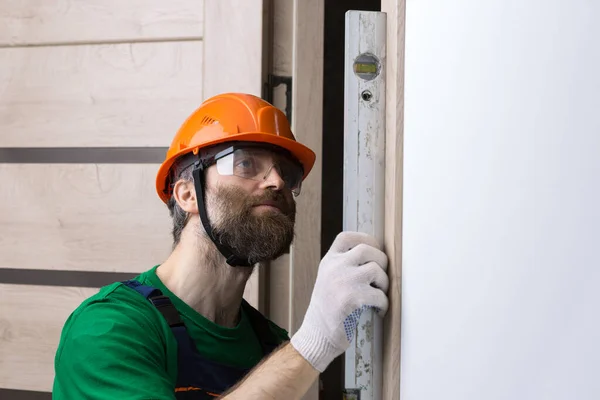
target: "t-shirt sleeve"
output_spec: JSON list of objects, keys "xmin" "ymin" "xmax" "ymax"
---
[{"xmin": 53, "ymin": 293, "xmax": 176, "ymax": 400}]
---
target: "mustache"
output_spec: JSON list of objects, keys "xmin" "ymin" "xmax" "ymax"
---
[{"xmin": 250, "ymin": 191, "xmax": 294, "ymax": 215}]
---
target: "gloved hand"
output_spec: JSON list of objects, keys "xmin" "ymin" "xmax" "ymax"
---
[{"xmin": 290, "ymin": 231, "xmax": 389, "ymax": 372}]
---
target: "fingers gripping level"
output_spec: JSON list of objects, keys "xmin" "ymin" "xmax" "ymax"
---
[{"xmin": 291, "ymin": 232, "xmax": 390, "ymax": 372}]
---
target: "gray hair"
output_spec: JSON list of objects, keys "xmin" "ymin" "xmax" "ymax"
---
[
  {"xmin": 166, "ymin": 158, "xmax": 195, "ymax": 247},
  {"xmin": 165, "ymin": 143, "xmax": 236, "ymax": 246}
]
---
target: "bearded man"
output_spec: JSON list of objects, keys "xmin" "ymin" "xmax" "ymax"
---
[{"xmin": 53, "ymin": 93, "xmax": 389, "ymax": 399}]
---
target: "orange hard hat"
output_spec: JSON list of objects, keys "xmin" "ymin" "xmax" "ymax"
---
[{"xmin": 156, "ymin": 93, "xmax": 316, "ymax": 203}]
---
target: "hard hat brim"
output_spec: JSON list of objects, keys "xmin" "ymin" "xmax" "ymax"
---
[{"xmin": 156, "ymin": 132, "xmax": 316, "ymax": 203}]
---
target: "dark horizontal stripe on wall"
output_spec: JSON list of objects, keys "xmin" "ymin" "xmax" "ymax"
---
[
  {"xmin": 0, "ymin": 389, "xmax": 51, "ymax": 400},
  {"xmin": 0, "ymin": 268, "xmax": 137, "ymax": 288},
  {"xmin": 0, "ymin": 147, "xmax": 168, "ymax": 164}
]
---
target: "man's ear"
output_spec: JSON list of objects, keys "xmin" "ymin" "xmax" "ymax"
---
[{"xmin": 172, "ymin": 179, "xmax": 198, "ymax": 213}]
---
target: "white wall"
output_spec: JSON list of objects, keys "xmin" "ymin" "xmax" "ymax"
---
[{"xmin": 401, "ymin": 1, "xmax": 600, "ymax": 399}]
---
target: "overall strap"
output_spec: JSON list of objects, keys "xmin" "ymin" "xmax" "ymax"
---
[
  {"xmin": 122, "ymin": 280, "xmax": 162, "ymax": 299},
  {"xmin": 123, "ymin": 280, "xmax": 282, "ymax": 357},
  {"xmin": 122, "ymin": 280, "xmax": 184, "ymax": 328},
  {"xmin": 122, "ymin": 280, "xmax": 283, "ymax": 398},
  {"xmin": 241, "ymin": 300, "xmax": 282, "ymax": 356},
  {"xmin": 121, "ymin": 280, "xmax": 198, "ymax": 379}
]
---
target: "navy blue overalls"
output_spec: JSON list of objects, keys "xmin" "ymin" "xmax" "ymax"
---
[{"xmin": 122, "ymin": 280, "xmax": 282, "ymax": 399}]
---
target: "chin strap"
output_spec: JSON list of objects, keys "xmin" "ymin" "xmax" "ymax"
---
[{"xmin": 191, "ymin": 161, "xmax": 253, "ymax": 267}]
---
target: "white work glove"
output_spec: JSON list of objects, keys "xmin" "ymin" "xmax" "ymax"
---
[{"xmin": 290, "ymin": 231, "xmax": 389, "ymax": 372}]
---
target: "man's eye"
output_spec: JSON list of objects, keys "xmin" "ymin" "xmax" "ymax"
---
[
  {"xmin": 234, "ymin": 158, "xmax": 260, "ymax": 177},
  {"xmin": 236, "ymin": 159, "xmax": 254, "ymax": 169}
]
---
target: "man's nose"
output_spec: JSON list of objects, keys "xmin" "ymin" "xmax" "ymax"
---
[{"xmin": 260, "ymin": 165, "xmax": 285, "ymax": 191}]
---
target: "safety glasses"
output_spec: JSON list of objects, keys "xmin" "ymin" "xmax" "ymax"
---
[{"xmin": 207, "ymin": 144, "xmax": 304, "ymax": 196}]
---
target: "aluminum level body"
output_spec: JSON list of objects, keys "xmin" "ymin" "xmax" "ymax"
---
[{"xmin": 343, "ymin": 10, "xmax": 387, "ymax": 400}]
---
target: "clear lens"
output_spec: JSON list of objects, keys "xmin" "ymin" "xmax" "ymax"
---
[{"xmin": 215, "ymin": 147, "xmax": 303, "ymax": 195}]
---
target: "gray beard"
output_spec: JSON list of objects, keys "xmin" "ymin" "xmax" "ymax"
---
[{"xmin": 206, "ymin": 185, "xmax": 296, "ymax": 264}]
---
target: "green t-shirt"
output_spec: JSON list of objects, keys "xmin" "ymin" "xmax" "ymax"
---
[{"xmin": 52, "ymin": 266, "xmax": 289, "ymax": 399}]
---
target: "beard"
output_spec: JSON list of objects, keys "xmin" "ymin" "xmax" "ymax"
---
[{"xmin": 204, "ymin": 185, "xmax": 296, "ymax": 265}]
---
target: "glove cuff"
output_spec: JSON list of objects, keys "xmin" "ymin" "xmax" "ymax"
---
[{"xmin": 290, "ymin": 324, "xmax": 339, "ymax": 373}]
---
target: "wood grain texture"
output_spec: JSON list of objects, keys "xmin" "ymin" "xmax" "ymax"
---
[
  {"xmin": 381, "ymin": 0, "xmax": 405, "ymax": 399},
  {"xmin": 264, "ymin": 0, "xmax": 293, "ymax": 333},
  {"xmin": 269, "ymin": 0, "xmax": 293, "ymax": 114},
  {"xmin": 0, "ymin": 0, "xmax": 203, "ymax": 47},
  {"xmin": 267, "ymin": 253, "xmax": 290, "ymax": 332},
  {"xmin": 0, "ymin": 284, "xmax": 99, "ymax": 391},
  {"xmin": 272, "ymin": 0, "xmax": 293, "ymax": 77},
  {"xmin": 203, "ymin": 0, "xmax": 265, "ymax": 98},
  {"xmin": 243, "ymin": 263, "xmax": 268, "ymax": 312},
  {"xmin": 289, "ymin": 0, "xmax": 324, "ymax": 336},
  {"xmin": 0, "ymin": 40, "xmax": 204, "ymax": 147},
  {"xmin": 0, "ymin": 164, "xmax": 173, "ymax": 273},
  {"xmin": 290, "ymin": 1, "xmax": 324, "ymax": 399}
]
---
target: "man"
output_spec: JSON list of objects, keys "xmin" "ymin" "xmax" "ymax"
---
[{"xmin": 53, "ymin": 93, "xmax": 389, "ymax": 399}]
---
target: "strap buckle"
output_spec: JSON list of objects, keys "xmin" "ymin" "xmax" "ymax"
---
[{"xmin": 149, "ymin": 295, "xmax": 185, "ymax": 328}]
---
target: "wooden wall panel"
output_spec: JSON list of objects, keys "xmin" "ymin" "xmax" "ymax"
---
[
  {"xmin": 0, "ymin": 284, "xmax": 99, "ymax": 392},
  {"xmin": 266, "ymin": 0, "xmax": 294, "ymax": 333},
  {"xmin": 272, "ymin": 0, "xmax": 293, "ymax": 77},
  {"xmin": 381, "ymin": 0, "xmax": 405, "ymax": 399},
  {"xmin": 0, "ymin": 40, "xmax": 204, "ymax": 148},
  {"xmin": 203, "ymin": 0, "xmax": 265, "ymax": 99},
  {"xmin": 0, "ymin": 164, "xmax": 172, "ymax": 273},
  {"xmin": 290, "ymin": 1, "xmax": 324, "ymax": 399},
  {"xmin": 268, "ymin": 254, "xmax": 291, "ymax": 331},
  {"xmin": 0, "ymin": 0, "xmax": 203, "ymax": 47},
  {"xmin": 0, "ymin": 0, "xmax": 271, "ymax": 395},
  {"xmin": 243, "ymin": 263, "xmax": 268, "ymax": 313},
  {"xmin": 289, "ymin": 0, "xmax": 324, "ymax": 337}
]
